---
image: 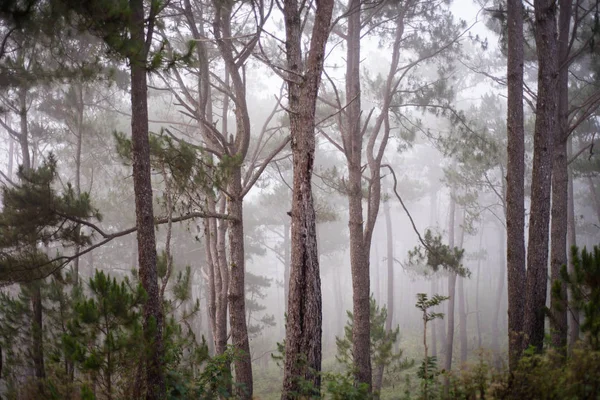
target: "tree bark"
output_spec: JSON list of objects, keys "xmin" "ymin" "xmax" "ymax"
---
[
  {"xmin": 281, "ymin": 0, "xmax": 333, "ymax": 395},
  {"xmin": 524, "ymin": 0, "xmax": 558, "ymax": 353},
  {"xmin": 228, "ymin": 175, "xmax": 252, "ymax": 398},
  {"xmin": 129, "ymin": 0, "xmax": 165, "ymax": 397},
  {"xmin": 506, "ymin": 0, "xmax": 527, "ymax": 370},
  {"xmin": 342, "ymin": 0, "xmax": 372, "ymax": 389},
  {"xmin": 549, "ymin": 0, "xmax": 571, "ymax": 352}
]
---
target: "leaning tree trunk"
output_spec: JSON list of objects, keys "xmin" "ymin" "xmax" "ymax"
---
[
  {"xmin": 524, "ymin": 0, "xmax": 558, "ymax": 353},
  {"xmin": 549, "ymin": 0, "xmax": 571, "ymax": 352},
  {"xmin": 281, "ymin": 0, "xmax": 333, "ymax": 395},
  {"xmin": 130, "ymin": 0, "xmax": 165, "ymax": 396},
  {"xmin": 384, "ymin": 199, "xmax": 394, "ymax": 332},
  {"xmin": 506, "ymin": 0, "xmax": 527, "ymax": 370}
]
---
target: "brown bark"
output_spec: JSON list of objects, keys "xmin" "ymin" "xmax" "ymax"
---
[
  {"xmin": 129, "ymin": 0, "xmax": 165, "ymax": 397},
  {"xmin": 567, "ymin": 137, "xmax": 579, "ymax": 348},
  {"xmin": 524, "ymin": 0, "xmax": 558, "ymax": 353},
  {"xmin": 211, "ymin": 3, "xmax": 255, "ymax": 393},
  {"xmin": 281, "ymin": 0, "xmax": 333, "ymax": 395},
  {"xmin": 342, "ymin": 0, "xmax": 372, "ymax": 389},
  {"xmin": 506, "ymin": 0, "xmax": 527, "ymax": 370},
  {"xmin": 227, "ymin": 176, "xmax": 252, "ymax": 398},
  {"xmin": 549, "ymin": 0, "xmax": 571, "ymax": 351}
]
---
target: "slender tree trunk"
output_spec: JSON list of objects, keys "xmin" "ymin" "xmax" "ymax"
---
[
  {"xmin": 129, "ymin": 0, "xmax": 165, "ymax": 396},
  {"xmin": 341, "ymin": 0, "xmax": 372, "ymax": 389},
  {"xmin": 444, "ymin": 194, "xmax": 457, "ymax": 376},
  {"xmin": 492, "ymin": 228, "xmax": 506, "ymax": 368},
  {"xmin": 506, "ymin": 0, "xmax": 527, "ymax": 370},
  {"xmin": 384, "ymin": 199, "xmax": 394, "ymax": 332},
  {"xmin": 73, "ymin": 83, "xmax": 84, "ymax": 284},
  {"xmin": 31, "ymin": 283, "xmax": 45, "ymax": 381},
  {"xmin": 458, "ymin": 275, "xmax": 468, "ymax": 365},
  {"xmin": 475, "ymin": 226, "xmax": 484, "ymax": 351},
  {"xmin": 549, "ymin": 0, "xmax": 571, "ymax": 352},
  {"xmin": 524, "ymin": 0, "xmax": 558, "ymax": 353},
  {"xmin": 567, "ymin": 137, "xmax": 579, "ymax": 349},
  {"xmin": 228, "ymin": 174, "xmax": 253, "ymax": 398},
  {"xmin": 284, "ymin": 220, "xmax": 290, "ymax": 313},
  {"xmin": 431, "ymin": 279, "xmax": 438, "ymax": 358},
  {"xmin": 281, "ymin": 0, "xmax": 333, "ymax": 395}
]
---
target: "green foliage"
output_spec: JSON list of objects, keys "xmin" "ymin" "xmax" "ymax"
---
[
  {"xmin": 408, "ymin": 230, "xmax": 468, "ymax": 276},
  {"xmin": 0, "ymin": 154, "xmax": 101, "ymax": 283},
  {"xmin": 336, "ymin": 297, "xmax": 413, "ymax": 390},
  {"xmin": 63, "ymin": 269, "xmax": 145, "ymax": 398},
  {"xmin": 415, "ymin": 293, "xmax": 449, "ymax": 400},
  {"xmin": 322, "ymin": 371, "xmax": 370, "ymax": 399},
  {"xmin": 246, "ymin": 271, "xmax": 276, "ymax": 339},
  {"xmin": 555, "ymin": 245, "xmax": 600, "ymax": 350},
  {"xmin": 490, "ymin": 346, "xmax": 600, "ymax": 400}
]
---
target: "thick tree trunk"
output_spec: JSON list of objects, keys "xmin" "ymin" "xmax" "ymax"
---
[
  {"xmin": 550, "ymin": 0, "xmax": 571, "ymax": 352},
  {"xmin": 281, "ymin": 0, "xmax": 333, "ymax": 395},
  {"xmin": 567, "ymin": 137, "xmax": 579, "ymax": 348},
  {"xmin": 129, "ymin": 0, "xmax": 165, "ymax": 396},
  {"xmin": 506, "ymin": 0, "xmax": 527, "ymax": 370},
  {"xmin": 228, "ymin": 174, "xmax": 253, "ymax": 398},
  {"xmin": 524, "ymin": 0, "xmax": 558, "ymax": 353}
]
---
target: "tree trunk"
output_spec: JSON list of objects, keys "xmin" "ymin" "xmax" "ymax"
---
[
  {"xmin": 129, "ymin": 0, "xmax": 165, "ymax": 396},
  {"xmin": 524, "ymin": 0, "xmax": 558, "ymax": 353},
  {"xmin": 31, "ymin": 283, "xmax": 45, "ymax": 381},
  {"xmin": 549, "ymin": 0, "xmax": 571, "ymax": 352},
  {"xmin": 343, "ymin": 0, "xmax": 371, "ymax": 389},
  {"xmin": 384, "ymin": 199, "xmax": 394, "ymax": 332},
  {"xmin": 458, "ymin": 275, "xmax": 468, "ymax": 365},
  {"xmin": 506, "ymin": 0, "xmax": 527, "ymax": 370},
  {"xmin": 281, "ymin": 0, "xmax": 333, "ymax": 395},
  {"xmin": 228, "ymin": 175, "xmax": 253, "ymax": 398},
  {"xmin": 444, "ymin": 194, "xmax": 457, "ymax": 375},
  {"xmin": 567, "ymin": 137, "xmax": 579, "ymax": 348},
  {"xmin": 492, "ymin": 228, "xmax": 506, "ymax": 368},
  {"xmin": 431, "ymin": 279, "xmax": 438, "ymax": 358},
  {"xmin": 284, "ymin": 220, "xmax": 290, "ymax": 313}
]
